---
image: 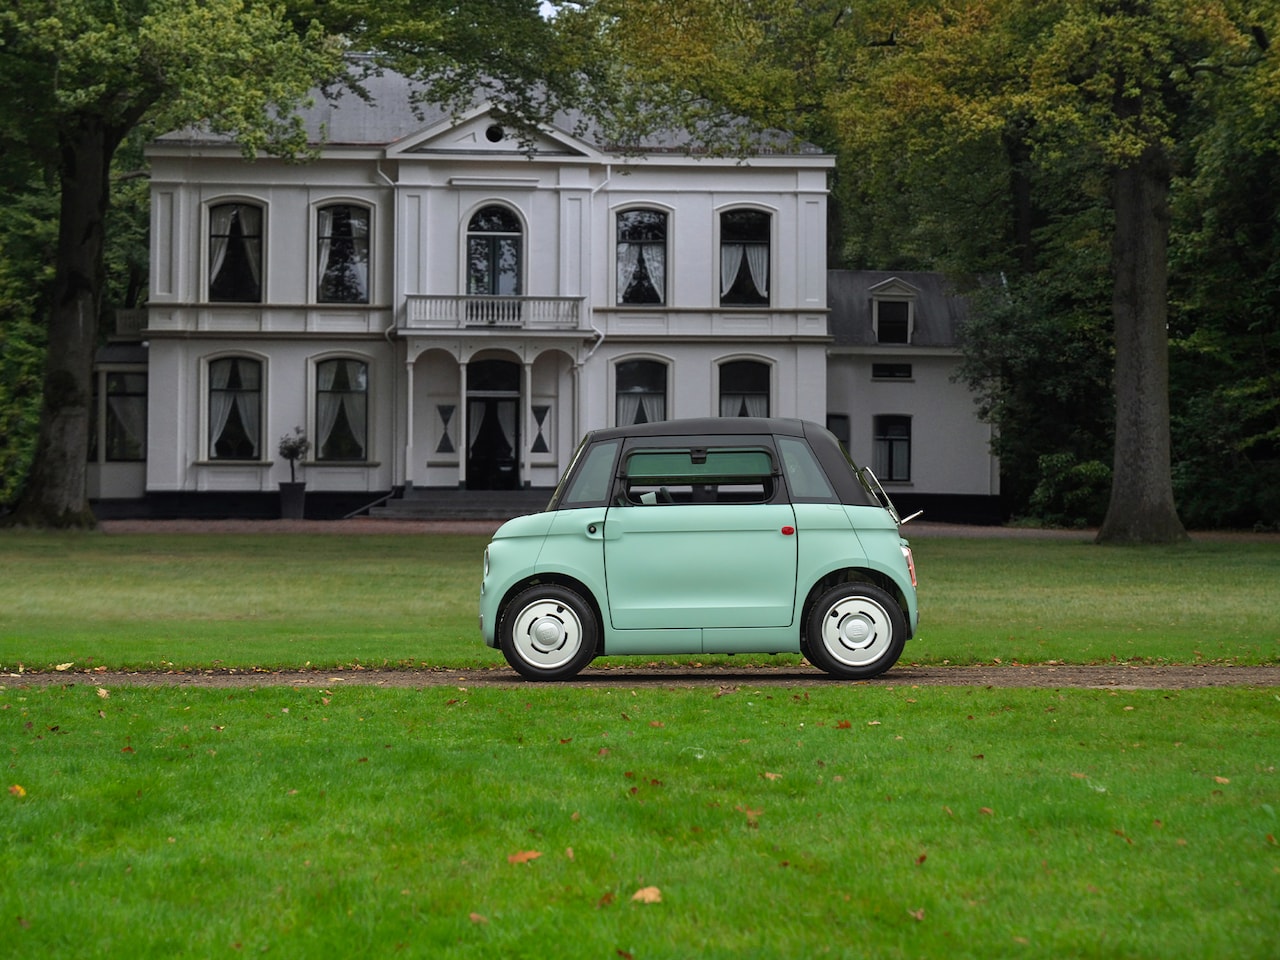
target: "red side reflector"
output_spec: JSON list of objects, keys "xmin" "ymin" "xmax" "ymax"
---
[{"xmin": 781, "ymin": 526, "xmax": 795, "ymax": 536}]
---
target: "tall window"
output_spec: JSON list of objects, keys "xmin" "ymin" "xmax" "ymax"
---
[
  {"xmin": 467, "ymin": 206, "xmax": 522, "ymax": 296},
  {"xmin": 617, "ymin": 209, "xmax": 667, "ymax": 305},
  {"xmin": 208, "ymin": 357, "xmax": 262, "ymax": 460},
  {"xmin": 89, "ymin": 371, "xmax": 147, "ymax": 462},
  {"xmin": 616, "ymin": 359, "xmax": 667, "ymax": 425},
  {"xmin": 209, "ymin": 203, "xmax": 263, "ymax": 302},
  {"xmin": 873, "ymin": 415, "xmax": 911, "ymax": 481},
  {"xmin": 719, "ymin": 360, "xmax": 770, "ymax": 417},
  {"xmin": 316, "ymin": 358, "xmax": 368, "ymax": 461},
  {"xmin": 719, "ymin": 209, "xmax": 770, "ymax": 306},
  {"xmin": 875, "ymin": 300, "xmax": 911, "ymax": 343},
  {"xmin": 317, "ymin": 205, "xmax": 370, "ymax": 303}
]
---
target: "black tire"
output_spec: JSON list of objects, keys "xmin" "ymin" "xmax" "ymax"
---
[
  {"xmin": 498, "ymin": 584, "xmax": 598, "ymax": 680},
  {"xmin": 804, "ymin": 582, "xmax": 906, "ymax": 680}
]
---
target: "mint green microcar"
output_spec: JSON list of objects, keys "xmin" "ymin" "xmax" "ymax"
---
[{"xmin": 480, "ymin": 418, "xmax": 918, "ymax": 680}]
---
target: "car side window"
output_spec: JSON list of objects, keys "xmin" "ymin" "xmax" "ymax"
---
[
  {"xmin": 560, "ymin": 440, "xmax": 620, "ymax": 506},
  {"xmin": 777, "ymin": 436, "xmax": 836, "ymax": 501},
  {"xmin": 619, "ymin": 447, "xmax": 776, "ymax": 505}
]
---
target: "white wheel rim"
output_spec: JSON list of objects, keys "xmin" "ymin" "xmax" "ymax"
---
[
  {"xmin": 510, "ymin": 597, "xmax": 584, "ymax": 671},
  {"xmin": 817, "ymin": 594, "xmax": 894, "ymax": 668}
]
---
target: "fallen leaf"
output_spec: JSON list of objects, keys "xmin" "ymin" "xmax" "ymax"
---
[
  {"xmin": 55, "ymin": 662, "xmax": 74, "ymax": 672},
  {"xmin": 565, "ymin": 847, "xmax": 575, "ymax": 861},
  {"xmin": 617, "ymin": 950, "xmax": 634, "ymax": 959},
  {"xmin": 1214, "ymin": 776, "xmax": 1230, "ymax": 785},
  {"xmin": 631, "ymin": 886, "xmax": 662, "ymax": 904},
  {"xmin": 596, "ymin": 891, "xmax": 616, "ymax": 908},
  {"xmin": 468, "ymin": 912, "xmax": 488, "ymax": 925},
  {"xmin": 8, "ymin": 784, "xmax": 26, "ymax": 798},
  {"xmin": 915, "ymin": 853, "xmax": 927, "ymax": 865},
  {"xmin": 97, "ymin": 687, "xmax": 110, "ymax": 699},
  {"xmin": 909, "ymin": 908, "xmax": 925, "ymax": 921},
  {"xmin": 836, "ymin": 720, "xmax": 852, "ymax": 729},
  {"xmin": 121, "ymin": 746, "xmax": 135, "ymax": 754},
  {"xmin": 649, "ymin": 721, "xmax": 664, "ymax": 728},
  {"xmin": 980, "ymin": 807, "xmax": 993, "ymax": 816},
  {"xmin": 762, "ymin": 772, "xmax": 782, "ymax": 781},
  {"xmin": 507, "ymin": 850, "xmax": 542, "ymax": 865}
]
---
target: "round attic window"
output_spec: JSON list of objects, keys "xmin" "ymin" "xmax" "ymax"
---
[{"xmin": 485, "ymin": 124, "xmax": 505, "ymax": 143}]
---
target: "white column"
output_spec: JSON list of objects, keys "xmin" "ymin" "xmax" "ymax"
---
[
  {"xmin": 404, "ymin": 358, "xmax": 415, "ymax": 486},
  {"xmin": 457, "ymin": 360, "xmax": 468, "ymax": 488},
  {"xmin": 522, "ymin": 359, "xmax": 533, "ymax": 488}
]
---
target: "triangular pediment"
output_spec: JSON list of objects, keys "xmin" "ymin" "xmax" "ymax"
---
[
  {"xmin": 868, "ymin": 277, "xmax": 922, "ymax": 298},
  {"xmin": 388, "ymin": 105, "xmax": 595, "ymax": 159}
]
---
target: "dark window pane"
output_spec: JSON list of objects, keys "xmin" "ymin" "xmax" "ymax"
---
[
  {"xmin": 318, "ymin": 205, "xmax": 370, "ymax": 303},
  {"xmin": 317, "ymin": 358, "xmax": 368, "ymax": 461},
  {"xmin": 209, "ymin": 204, "xmax": 262, "ymax": 302}
]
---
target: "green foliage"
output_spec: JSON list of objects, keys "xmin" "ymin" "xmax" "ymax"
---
[
  {"xmin": 1029, "ymin": 452, "xmax": 1112, "ymax": 529},
  {"xmin": 0, "ymin": 168, "xmax": 57, "ymax": 510}
]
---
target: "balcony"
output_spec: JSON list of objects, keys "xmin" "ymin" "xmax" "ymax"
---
[{"xmin": 403, "ymin": 295, "xmax": 585, "ymax": 331}]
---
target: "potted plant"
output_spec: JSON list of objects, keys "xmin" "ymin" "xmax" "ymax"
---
[{"xmin": 277, "ymin": 426, "xmax": 310, "ymax": 519}]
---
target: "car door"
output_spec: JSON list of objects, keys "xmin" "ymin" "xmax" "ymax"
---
[{"xmin": 602, "ymin": 446, "xmax": 797, "ymax": 630}]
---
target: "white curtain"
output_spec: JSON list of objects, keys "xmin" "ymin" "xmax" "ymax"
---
[
  {"xmin": 316, "ymin": 360, "xmax": 341, "ymax": 456},
  {"xmin": 239, "ymin": 205, "xmax": 262, "ymax": 288},
  {"xmin": 496, "ymin": 401, "xmax": 516, "ymax": 455},
  {"xmin": 208, "ymin": 206, "xmax": 235, "ymax": 292},
  {"xmin": 316, "ymin": 207, "xmax": 333, "ymax": 298},
  {"xmin": 744, "ymin": 245, "xmax": 769, "ymax": 297},
  {"xmin": 719, "ymin": 394, "xmax": 769, "ymax": 418},
  {"xmin": 720, "ymin": 244, "xmax": 743, "ymax": 297},
  {"xmin": 207, "ymin": 359, "xmax": 234, "ymax": 457},
  {"xmin": 616, "ymin": 243, "xmax": 641, "ymax": 303},
  {"xmin": 345, "ymin": 386, "xmax": 367, "ymax": 455},
  {"xmin": 107, "ymin": 395, "xmax": 146, "ymax": 454},
  {"xmin": 645, "ymin": 245, "xmax": 665, "ymax": 300},
  {"xmin": 617, "ymin": 394, "xmax": 641, "ymax": 426}
]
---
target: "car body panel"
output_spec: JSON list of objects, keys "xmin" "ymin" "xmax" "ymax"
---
[{"xmin": 602, "ymin": 503, "xmax": 797, "ymax": 630}]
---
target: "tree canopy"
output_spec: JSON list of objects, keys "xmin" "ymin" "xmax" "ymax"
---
[{"xmin": 571, "ymin": 0, "xmax": 1278, "ymax": 540}]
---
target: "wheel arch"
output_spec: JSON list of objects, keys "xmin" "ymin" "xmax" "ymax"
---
[
  {"xmin": 800, "ymin": 567, "xmax": 913, "ymax": 647},
  {"xmin": 498, "ymin": 573, "xmax": 605, "ymax": 656}
]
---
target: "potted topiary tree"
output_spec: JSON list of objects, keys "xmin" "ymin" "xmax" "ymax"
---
[{"xmin": 277, "ymin": 426, "xmax": 310, "ymax": 519}]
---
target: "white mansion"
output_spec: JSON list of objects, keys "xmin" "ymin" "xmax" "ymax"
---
[{"xmin": 89, "ymin": 71, "xmax": 1000, "ymax": 523}]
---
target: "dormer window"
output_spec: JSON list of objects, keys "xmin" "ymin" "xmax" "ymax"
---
[
  {"xmin": 869, "ymin": 278, "xmax": 921, "ymax": 344},
  {"xmin": 875, "ymin": 300, "xmax": 911, "ymax": 343}
]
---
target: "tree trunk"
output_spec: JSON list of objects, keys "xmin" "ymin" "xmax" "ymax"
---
[
  {"xmin": 7, "ymin": 115, "xmax": 117, "ymax": 528},
  {"xmin": 1095, "ymin": 147, "xmax": 1188, "ymax": 544}
]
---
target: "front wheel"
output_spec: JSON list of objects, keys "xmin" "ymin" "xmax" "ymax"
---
[
  {"xmin": 805, "ymin": 583, "xmax": 906, "ymax": 680},
  {"xmin": 499, "ymin": 584, "xmax": 598, "ymax": 681}
]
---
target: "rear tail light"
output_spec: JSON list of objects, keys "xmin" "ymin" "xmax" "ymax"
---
[{"xmin": 901, "ymin": 546, "xmax": 917, "ymax": 587}]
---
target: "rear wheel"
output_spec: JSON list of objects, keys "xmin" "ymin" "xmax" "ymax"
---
[
  {"xmin": 499, "ymin": 584, "xmax": 598, "ymax": 680},
  {"xmin": 805, "ymin": 583, "xmax": 906, "ymax": 680}
]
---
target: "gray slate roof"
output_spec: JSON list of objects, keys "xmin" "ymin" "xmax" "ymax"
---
[
  {"xmin": 157, "ymin": 64, "xmax": 827, "ymax": 157},
  {"xmin": 827, "ymin": 270, "xmax": 970, "ymax": 348}
]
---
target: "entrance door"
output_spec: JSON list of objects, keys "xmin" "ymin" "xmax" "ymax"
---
[{"xmin": 466, "ymin": 359, "xmax": 521, "ymax": 490}]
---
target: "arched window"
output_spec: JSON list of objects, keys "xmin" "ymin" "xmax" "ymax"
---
[
  {"xmin": 208, "ymin": 357, "xmax": 262, "ymax": 459},
  {"xmin": 719, "ymin": 209, "xmax": 770, "ymax": 306},
  {"xmin": 316, "ymin": 358, "xmax": 368, "ymax": 460},
  {"xmin": 719, "ymin": 360, "xmax": 770, "ymax": 417},
  {"xmin": 467, "ymin": 206, "xmax": 522, "ymax": 296},
  {"xmin": 209, "ymin": 203, "xmax": 263, "ymax": 302},
  {"xmin": 617, "ymin": 209, "xmax": 667, "ymax": 305},
  {"xmin": 616, "ymin": 359, "xmax": 668, "ymax": 425},
  {"xmin": 317, "ymin": 205, "xmax": 370, "ymax": 303}
]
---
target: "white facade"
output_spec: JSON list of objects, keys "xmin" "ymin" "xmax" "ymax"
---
[
  {"xmin": 92, "ymin": 75, "xmax": 998, "ymax": 521},
  {"xmin": 132, "ymin": 79, "xmax": 832, "ymax": 510}
]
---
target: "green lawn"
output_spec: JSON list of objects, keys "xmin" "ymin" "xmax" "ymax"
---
[
  {"xmin": 4, "ymin": 683, "xmax": 1278, "ymax": 958},
  {"xmin": 2, "ymin": 530, "xmax": 1278, "ymax": 957},
  {"xmin": 0, "ymin": 531, "xmax": 1276, "ymax": 672}
]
